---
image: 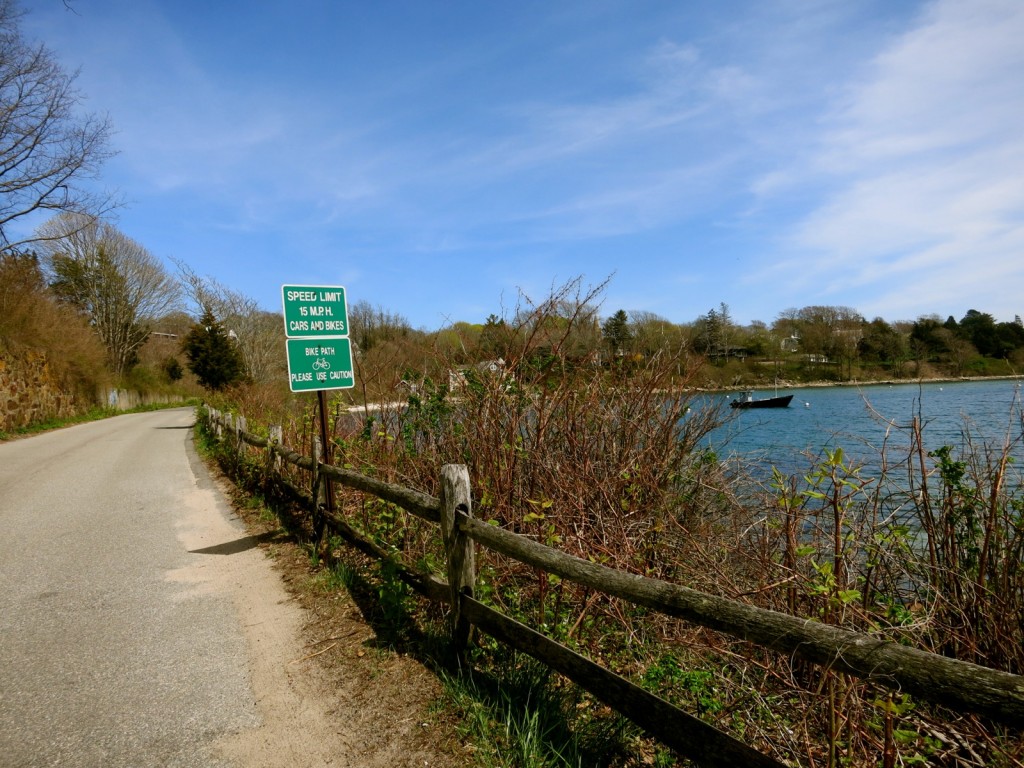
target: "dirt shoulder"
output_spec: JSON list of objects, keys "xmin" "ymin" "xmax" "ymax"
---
[{"xmin": 195, "ymin": 445, "xmax": 471, "ymax": 768}]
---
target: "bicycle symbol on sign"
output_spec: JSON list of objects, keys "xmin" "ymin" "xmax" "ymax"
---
[{"xmin": 311, "ymin": 357, "xmax": 331, "ymax": 371}]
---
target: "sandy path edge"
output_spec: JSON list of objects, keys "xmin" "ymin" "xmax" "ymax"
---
[
  {"xmin": 173, "ymin": 430, "xmax": 354, "ymax": 767},
  {"xmin": 179, "ymin": 424, "xmax": 465, "ymax": 768}
]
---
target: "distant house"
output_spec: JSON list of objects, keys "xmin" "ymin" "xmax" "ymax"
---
[
  {"xmin": 707, "ymin": 345, "xmax": 751, "ymax": 362},
  {"xmin": 449, "ymin": 358, "xmax": 508, "ymax": 390},
  {"xmin": 478, "ymin": 359, "xmax": 505, "ymax": 374},
  {"xmin": 780, "ymin": 335, "xmax": 800, "ymax": 353}
]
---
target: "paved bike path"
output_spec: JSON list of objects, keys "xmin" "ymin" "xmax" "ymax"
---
[{"xmin": 0, "ymin": 409, "xmax": 261, "ymax": 767}]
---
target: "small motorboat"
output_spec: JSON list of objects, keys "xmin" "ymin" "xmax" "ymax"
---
[{"xmin": 730, "ymin": 390, "xmax": 794, "ymax": 409}]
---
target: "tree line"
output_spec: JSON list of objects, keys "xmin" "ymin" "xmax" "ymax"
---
[
  {"xmin": 429, "ymin": 297, "xmax": 1024, "ymax": 391},
  {"xmin": 5, "ymin": 225, "xmax": 1022, "ymax": 408}
]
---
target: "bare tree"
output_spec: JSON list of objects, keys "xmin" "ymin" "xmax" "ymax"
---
[
  {"xmin": 37, "ymin": 214, "xmax": 180, "ymax": 376},
  {"xmin": 0, "ymin": 0, "xmax": 116, "ymax": 252},
  {"xmin": 511, "ymin": 276, "xmax": 608, "ymax": 364},
  {"xmin": 348, "ymin": 299, "xmax": 412, "ymax": 354},
  {"xmin": 175, "ymin": 261, "xmax": 284, "ymax": 382},
  {"xmin": 627, "ymin": 310, "xmax": 686, "ymax": 358}
]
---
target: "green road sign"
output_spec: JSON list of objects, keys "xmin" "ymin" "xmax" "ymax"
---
[
  {"xmin": 281, "ymin": 284, "xmax": 349, "ymax": 338},
  {"xmin": 285, "ymin": 337, "xmax": 354, "ymax": 392}
]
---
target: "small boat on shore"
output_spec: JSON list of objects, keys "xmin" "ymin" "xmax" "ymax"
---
[{"xmin": 730, "ymin": 390, "xmax": 794, "ymax": 409}]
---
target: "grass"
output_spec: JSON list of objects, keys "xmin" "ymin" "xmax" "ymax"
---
[
  {"xmin": 437, "ymin": 656, "xmax": 588, "ymax": 768},
  {"xmin": 0, "ymin": 405, "xmax": 114, "ymax": 440},
  {"xmin": 0, "ymin": 397, "xmax": 201, "ymax": 442},
  {"xmin": 0, "ymin": 405, "xmax": 127, "ymax": 441},
  {"xmin": 440, "ymin": 649, "xmax": 659, "ymax": 768},
  {"xmin": 323, "ymin": 559, "xmax": 358, "ymax": 592}
]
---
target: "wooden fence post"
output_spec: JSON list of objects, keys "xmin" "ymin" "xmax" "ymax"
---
[
  {"xmin": 269, "ymin": 424, "xmax": 282, "ymax": 473},
  {"xmin": 441, "ymin": 464, "xmax": 475, "ymax": 663},
  {"xmin": 310, "ymin": 439, "xmax": 325, "ymax": 538}
]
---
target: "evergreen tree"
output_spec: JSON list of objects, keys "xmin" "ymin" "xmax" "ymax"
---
[
  {"xmin": 181, "ymin": 307, "xmax": 245, "ymax": 390},
  {"xmin": 478, "ymin": 313, "xmax": 508, "ymax": 359},
  {"xmin": 161, "ymin": 356, "xmax": 184, "ymax": 382},
  {"xmin": 601, "ymin": 309, "xmax": 631, "ymax": 355},
  {"xmin": 958, "ymin": 309, "xmax": 999, "ymax": 357},
  {"xmin": 694, "ymin": 307, "xmax": 723, "ymax": 356}
]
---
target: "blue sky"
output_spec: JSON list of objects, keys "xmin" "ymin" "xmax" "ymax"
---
[{"xmin": 18, "ymin": 0, "xmax": 1024, "ymax": 330}]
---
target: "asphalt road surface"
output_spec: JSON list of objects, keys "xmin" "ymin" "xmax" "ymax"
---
[{"xmin": 0, "ymin": 408, "xmax": 271, "ymax": 767}]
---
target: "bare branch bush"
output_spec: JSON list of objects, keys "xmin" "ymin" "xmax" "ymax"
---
[{"xmin": 325, "ymin": 277, "xmax": 732, "ymax": 641}]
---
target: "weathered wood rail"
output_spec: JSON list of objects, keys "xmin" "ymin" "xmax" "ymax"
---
[{"xmin": 204, "ymin": 406, "xmax": 1024, "ymax": 766}]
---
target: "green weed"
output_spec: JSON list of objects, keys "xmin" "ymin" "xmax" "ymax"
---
[{"xmin": 439, "ymin": 659, "xmax": 584, "ymax": 768}]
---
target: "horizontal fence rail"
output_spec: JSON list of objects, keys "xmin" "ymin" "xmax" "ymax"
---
[
  {"xmin": 203, "ymin": 406, "xmax": 1024, "ymax": 766},
  {"xmin": 457, "ymin": 512, "xmax": 1024, "ymax": 725}
]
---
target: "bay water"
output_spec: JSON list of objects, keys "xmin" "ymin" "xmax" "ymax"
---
[{"xmin": 703, "ymin": 378, "xmax": 1024, "ymax": 477}]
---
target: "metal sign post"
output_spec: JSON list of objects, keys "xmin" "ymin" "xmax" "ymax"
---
[
  {"xmin": 314, "ymin": 388, "xmax": 334, "ymax": 535},
  {"xmin": 281, "ymin": 285, "xmax": 353, "ymax": 539}
]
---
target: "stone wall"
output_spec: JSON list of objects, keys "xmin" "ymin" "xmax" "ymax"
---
[{"xmin": 0, "ymin": 348, "xmax": 89, "ymax": 432}]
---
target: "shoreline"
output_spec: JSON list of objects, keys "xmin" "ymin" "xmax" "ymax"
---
[
  {"xmin": 335, "ymin": 374, "xmax": 1023, "ymax": 411},
  {"xmin": 702, "ymin": 373, "xmax": 1024, "ymax": 394}
]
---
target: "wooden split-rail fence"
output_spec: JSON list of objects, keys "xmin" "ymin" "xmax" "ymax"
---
[{"xmin": 204, "ymin": 407, "xmax": 1024, "ymax": 768}]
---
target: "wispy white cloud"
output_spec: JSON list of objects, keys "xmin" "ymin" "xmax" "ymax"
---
[
  {"xmin": 822, "ymin": 1, "xmax": 1024, "ymax": 166},
  {"xmin": 778, "ymin": 0, "xmax": 1024, "ymax": 320}
]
